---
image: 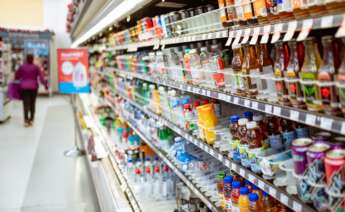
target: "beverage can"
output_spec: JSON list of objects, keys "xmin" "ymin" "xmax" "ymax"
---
[
  {"xmin": 325, "ymin": 149, "xmax": 345, "ymax": 186},
  {"xmin": 312, "ymin": 131, "xmax": 332, "ymax": 142},
  {"xmin": 292, "ymin": 138, "xmax": 314, "ymax": 175},
  {"xmin": 306, "ymin": 142, "xmax": 330, "ymax": 184}
]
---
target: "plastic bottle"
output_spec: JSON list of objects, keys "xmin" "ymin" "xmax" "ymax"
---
[
  {"xmin": 210, "ymin": 44, "xmax": 225, "ymax": 88},
  {"xmin": 249, "ymin": 193, "xmax": 260, "ymax": 212},
  {"xmin": 200, "ymin": 46, "xmax": 212, "ymax": 88},
  {"xmin": 231, "ymin": 181, "xmax": 241, "ymax": 212},
  {"xmin": 223, "ymin": 175, "xmax": 233, "ymax": 211},
  {"xmin": 251, "ymin": 185, "xmax": 264, "ymax": 211},
  {"xmin": 239, "ymin": 187, "xmax": 250, "ymax": 212},
  {"xmin": 262, "ymin": 191, "xmax": 277, "ymax": 212},
  {"xmin": 189, "ymin": 48, "xmax": 203, "ymax": 84}
]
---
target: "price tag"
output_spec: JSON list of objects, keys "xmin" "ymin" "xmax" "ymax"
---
[
  {"xmin": 225, "ymin": 30, "xmax": 235, "ymax": 46},
  {"xmin": 225, "ymin": 160, "xmax": 231, "ymax": 168},
  {"xmin": 232, "ymin": 30, "xmax": 243, "ymax": 48},
  {"xmin": 250, "ymin": 27, "xmax": 261, "ymax": 45},
  {"xmin": 265, "ymin": 105, "xmax": 273, "ymax": 113},
  {"xmin": 306, "ymin": 114, "xmax": 316, "ymax": 125},
  {"xmin": 258, "ymin": 180, "xmax": 265, "ymax": 190},
  {"xmin": 271, "ymin": 23, "xmax": 283, "ymax": 43},
  {"xmin": 209, "ymin": 149, "xmax": 215, "ymax": 156},
  {"xmin": 216, "ymin": 31, "xmax": 222, "ymax": 38},
  {"xmin": 241, "ymin": 28, "xmax": 251, "ymax": 44},
  {"xmin": 341, "ymin": 122, "xmax": 345, "ymax": 135},
  {"xmin": 252, "ymin": 101, "xmax": 258, "ymax": 109},
  {"xmin": 206, "ymin": 90, "xmax": 211, "ymax": 97},
  {"xmin": 191, "ymin": 35, "xmax": 197, "ymax": 41},
  {"xmin": 231, "ymin": 163, "xmax": 237, "ymax": 170},
  {"xmin": 297, "ymin": 19, "xmax": 313, "ymax": 41},
  {"xmin": 208, "ymin": 33, "xmax": 213, "ymax": 39},
  {"xmin": 120, "ymin": 184, "xmax": 127, "ymax": 192},
  {"xmin": 233, "ymin": 97, "xmax": 239, "ymax": 104},
  {"xmin": 336, "ymin": 15, "xmax": 345, "ymax": 38},
  {"xmin": 321, "ymin": 117, "xmax": 333, "ymax": 130},
  {"xmin": 202, "ymin": 33, "xmax": 207, "ymax": 40},
  {"xmin": 201, "ymin": 89, "xmax": 206, "ymax": 95},
  {"xmin": 283, "ymin": 21, "xmax": 298, "ymax": 41},
  {"xmin": 244, "ymin": 99, "xmax": 251, "ymax": 107},
  {"xmin": 260, "ymin": 25, "xmax": 271, "ymax": 44},
  {"xmin": 248, "ymin": 174, "xmax": 255, "ymax": 182},
  {"xmin": 127, "ymin": 44, "xmax": 138, "ymax": 52},
  {"xmin": 269, "ymin": 187, "xmax": 277, "ymax": 197},
  {"xmin": 293, "ymin": 201, "xmax": 302, "ymax": 211},
  {"xmin": 222, "ymin": 29, "xmax": 228, "ymax": 37},
  {"xmin": 219, "ymin": 93, "xmax": 226, "ymax": 101},
  {"xmin": 321, "ymin": 15, "xmax": 334, "ymax": 28},
  {"xmin": 239, "ymin": 168, "xmax": 245, "ymax": 176},
  {"xmin": 290, "ymin": 110, "xmax": 299, "ymax": 121},
  {"xmin": 218, "ymin": 154, "xmax": 223, "ymax": 161},
  {"xmin": 273, "ymin": 106, "xmax": 282, "ymax": 115},
  {"xmin": 280, "ymin": 194, "xmax": 289, "ymax": 205},
  {"xmin": 153, "ymin": 40, "xmax": 160, "ymax": 50}
]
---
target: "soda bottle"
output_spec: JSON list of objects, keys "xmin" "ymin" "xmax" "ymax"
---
[
  {"xmin": 251, "ymin": 185, "xmax": 264, "ymax": 211},
  {"xmin": 337, "ymin": 38, "xmax": 345, "ymax": 116},
  {"xmin": 223, "ymin": 175, "xmax": 233, "ymax": 211},
  {"xmin": 274, "ymin": 42, "xmax": 290, "ymax": 105},
  {"xmin": 318, "ymin": 36, "xmax": 341, "ymax": 116},
  {"xmin": 232, "ymin": 44, "xmax": 244, "ymax": 96},
  {"xmin": 258, "ymin": 44, "xmax": 276, "ymax": 101},
  {"xmin": 242, "ymin": 45, "xmax": 259, "ymax": 98},
  {"xmin": 249, "ymin": 193, "xmax": 261, "ymax": 212},
  {"xmin": 189, "ymin": 49, "xmax": 203, "ymax": 85},
  {"xmin": 285, "ymin": 40, "xmax": 305, "ymax": 108},
  {"xmin": 239, "ymin": 187, "xmax": 250, "ymax": 212},
  {"xmin": 231, "ymin": 181, "xmax": 241, "ymax": 211},
  {"xmin": 262, "ymin": 191, "xmax": 277, "ymax": 212},
  {"xmin": 300, "ymin": 37, "xmax": 322, "ymax": 112}
]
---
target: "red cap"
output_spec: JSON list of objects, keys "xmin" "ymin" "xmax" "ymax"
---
[
  {"xmin": 201, "ymin": 99, "xmax": 209, "ymax": 105},
  {"xmin": 183, "ymin": 104, "xmax": 191, "ymax": 109},
  {"xmin": 193, "ymin": 101, "xmax": 200, "ymax": 107}
]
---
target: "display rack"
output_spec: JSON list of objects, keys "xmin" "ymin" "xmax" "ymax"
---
[{"xmin": 0, "ymin": 43, "xmax": 12, "ymax": 123}]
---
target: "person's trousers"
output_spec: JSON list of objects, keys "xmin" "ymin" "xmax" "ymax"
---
[{"xmin": 21, "ymin": 89, "xmax": 37, "ymax": 123}]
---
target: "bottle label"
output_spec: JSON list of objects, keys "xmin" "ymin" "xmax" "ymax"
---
[{"xmin": 301, "ymin": 72, "xmax": 317, "ymax": 104}]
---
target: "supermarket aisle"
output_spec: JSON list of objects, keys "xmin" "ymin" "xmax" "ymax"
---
[{"xmin": 0, "ymin": 97, "xmax": 100, "ymax": 212}]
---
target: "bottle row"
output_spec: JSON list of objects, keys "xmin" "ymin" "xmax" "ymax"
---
[
  {"xmin": 114, "ymin": 36, "xmax": 345, "ymax": 117},
  {"xmin": 106, "ymin": 73, "xmax": 345, "ymax": 211}
]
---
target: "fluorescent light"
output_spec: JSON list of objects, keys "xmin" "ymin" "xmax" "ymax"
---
[{"xmin": 72, "ymin": 0, "xmax": 151, "ymax": 47}]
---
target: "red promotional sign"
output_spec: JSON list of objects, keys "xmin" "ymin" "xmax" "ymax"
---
[{"xmin": 57, "ymin": 48, "xmax": 90, "ymax": 93}]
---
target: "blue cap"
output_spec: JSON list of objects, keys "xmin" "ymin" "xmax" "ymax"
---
[
  {"xmin": 154, "ymin": 156, "xmax": 159, "ymax": 160},
  {"xmin": 243, "ymin": 111, "xmax": 253, "ymax": 119},
  {"xmin": 181, "ymin": 96, "xmax": 191, "ymax": 105},
  {"xmin": 252, "ymin": 184, "xmax": 258, "ymax": 190},
  {"xmin": 262, "ymin": 191, "xmax": 269, "ymax": 197},
  {"xmin": 249, "ymin": 193, "xmax": 259, "ymax": 202},
  {"xmin": 223, "ymin": 176, "xmax": 233, "ymax": 184},
  {"xmin": 230, "ymin": 115, "xmax": 240, "ymax": 124},
  {"xmin": 232, "ymin": 181, "xmax": 241, "ymax": 188},
  {"xmin": 145, "ymin": 157, "xmax": 151, "ymax": 161},
  {"xmin": 240, "ymin": 187, "xmax": 249, "ymax": 195}
]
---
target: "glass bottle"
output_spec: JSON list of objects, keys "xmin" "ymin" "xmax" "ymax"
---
[
  {"xmin": 285, "ymin": 40, "xmax": 305, "ymax": 108},
  {"xmin": 200, "ymin": 46, "xmax": 212, "ymax": 88},
  {"xmin": 274, "ymin": 42, "xmax": 290, "ymax": 105},
  {"xmin": 337, "ymin": 38, "xmax": 345, "ymax": 116},
  {"xmin": 300, "ymin": 37, "xmax": 322, "ymax": 112},
  {"xmin": 242, "ymin": 45, "xmax": 259, "ymax": 98},
  {"xmin": 232, "ymin": 44, "xmax": 244, "ymax": 96},
  {"xmin": 210, "ymin": 44, "xmax": 225, "ymax": 89},
  {"xmin": 318, "ymin": 36, "xmax": 341, "ymax": 116}
]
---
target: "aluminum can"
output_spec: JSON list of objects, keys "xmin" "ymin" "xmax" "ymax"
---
[
  {"xmin": 292, "ymin": 138, "xmax": 313, "ymax": 175},
  {"xmin": 306, "ymin": 142, "xmax": 330, "ymax": 184},
  {"xmin": 312, "ymin": 131, "xmax": 332, "ymax": 142},
  {"xmin": 325, "ymin": 148, "xmax": 345, "ymax": 185}
]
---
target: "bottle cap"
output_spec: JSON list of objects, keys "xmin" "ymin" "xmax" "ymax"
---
[
  {"xmin": 249, "ymin": 193, "xmax": 259, "ymax": 202},
  {"xmin": 243, "ymin": 111, "xmax": 253, "ymax": 119},
  {"xmin": 201, "ymin": 99, "xmax": 209, "ymax": 105},
  {"xmin": 240, "ymin": 187, "xmax": 249, "ymax": 195},
  {"xmin": 146, "ymin": 157, "xmax": 151, "ymax": 161},
  {"xmin": 223, "ymin": 176, "xmax": 233, "ymax": 183},
  {"xmin": 262, "ymin": 191, "xmax": 269, "ymax": 197},
  {"xmin": 246, "ymin": 121, "xmax": 257, "ymax": 129},
  {"xmin": 232, "ymin": 180, "xmax": 241, "ymax": 188},
  {"xmin": 230, "ymin": 115, "xmax": 240, "ymax": 124},
  {"xmin": 193, "ymin": 101, "xmax": 200, "ymax": 107},
  {"xmin": 183, "ymin": 104, "xmax": 191, "ymax": 110},
  {"xmin": 238, "ymin": 118, "xmax": 248, "ymax": 126}
]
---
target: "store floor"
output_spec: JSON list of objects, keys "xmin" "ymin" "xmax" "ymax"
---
[{"xmin": 0, "ymin": 96, "xmax": 100, "ymax": 212}]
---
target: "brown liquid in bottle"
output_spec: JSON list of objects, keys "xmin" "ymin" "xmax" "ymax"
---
[
  {"xmin": 232, "ymin": 45, "xmax": 245, "ymax": 96},
  {"xmin": 274, "ymin": 42, "xmax": 290, "ymax": 105},
  {"xmin": 337, "ymin": 38, "xmax": 345, "ymax": 116}
]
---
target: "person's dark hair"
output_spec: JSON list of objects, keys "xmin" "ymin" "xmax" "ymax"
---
[{"xmin": 26, "ymin": 54, "xmax": 34, "ymax": 64}]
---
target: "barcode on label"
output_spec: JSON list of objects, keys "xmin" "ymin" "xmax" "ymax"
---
[
  {"xmin": 290, "ymin": 110, "xmax": 299, "ymax": 120},
  {"xmin": 306, "ymin": 114, "xmax": 316, "ymax": 125},
  {"xmin": 280, "ymin": 194, "xmax": 289, "ymax": 205},
  {"xmin": 273, "ymin": 106, "xmax": 281, "ymax": 115},
  {"xmin": 265, "ymin": 105, "xmax": 273, "ymax": 113},
  {"xmin": 320, "ymin": 117, "xmax": 333, "ymax": 130},
  {"xmin": 269, "ymin": 187, "xmax": 277, "ymax": 197}
]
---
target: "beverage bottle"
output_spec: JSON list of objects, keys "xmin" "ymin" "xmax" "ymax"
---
[
  {"xmin": 210, "ymin": 43, "xmax": 225, "ymax": 88},
  {"xmin": 127, "ymin": 159, "xmax": 135, "ymax": 180},
  {"xmin": 216, "ymin": 172, "xmax": 226, "ymax": 208},
  {"xmin": 337, "ymin": 38, "xmax": 345, "ymax": 116},
  {"xmin": 231, "ymin": 181, "xmax": 241, "ymax": 212},
  {"xmin": 229, "ymin": 115, "xmax": 240, "ymax": 139},
  {"xmin": 318, "ymin": 36, "xmax": 341, "ymax": 116},
  {"xmin": 258, "ymin": 44, "xmax": 276, "ymax": 101},
  {"xmin": 211, "ymin": 99, "xmax": 221, "ymax": 117},
  {"xmin": 223, "ymin": 175, "xmax": 233, "ymax": 211},
  {"xmin": 242, "ymin": 0, "xmax": 255, "ymax": 24},
  {"xmin": 183, "ymin": 47, "xmax": 192, "ymax": 83},
  {"xmin": 200, "ymin": 46, "xmax": 212, "ymax": 88},
  {"xmin": 189, "ymin": 49, "xmax": 203, "ymax": 84},
  {"xmin": 239, "ymin": 187, "xmax": 250, "ymax": 212},
  {"xmin": 300, "ymin": 37, "xmax": 322, "ymax": 112},
  {"xmin": 251, "ymin": 185, "xmax": 264, "ymax": 211},
  {"xmin": 225, "ymin": 0, "xmax": 237, "ymax": 25},
  {"xmin": 246, "ymin": 121, "xmax": 263, "ymax": 148},
  {"xmin": 253, "ymin": 0, "xmax": 268, "ymax": 20},
  {"xmin": 183, "ymin": 103, "xmax": 193, "ymax": 130},
  {"xmin": 232, "ymin": 44, "xmax": 244, "ymax": 95},
  {"xmin": 274, "ymin": 42, "xmax": 290, "ymax": 105},
  {"xmin": 262, "ymin": 191, "xmax": 277, "ymax": 212},
  {"xmin": 243, "ymin": 111, "xmax": 253, "ymax": 121},
  {"xmin": 248, "ymin": 193, "xmax": 261, "ymax": 212},
  {"xmin": 152, "ymin": 160, "xmax": 163, "ymax": 200},
  {"xmin": 285, "ymin": 40, "xmax": 305, "ymax": 108},
  {"xmin": 218, "ymin": 0, "xmax": 228, "ymax": 25},
  {"xmin": 144, "ymin": 157, "xmax": 153, "ymax": 198},
  {"xmin": 244, "ymin": 45, "xmax": 260, "ymax": 98}
]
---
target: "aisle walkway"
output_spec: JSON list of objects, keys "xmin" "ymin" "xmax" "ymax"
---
[{"xmin": 0, "ymin": 96, "xmax": 100, "ymax": 212}]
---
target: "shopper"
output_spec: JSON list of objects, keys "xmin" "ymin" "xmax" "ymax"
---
[{"xmin": 15, "ymin": 54, "xmax": 47, "ymax": 127}]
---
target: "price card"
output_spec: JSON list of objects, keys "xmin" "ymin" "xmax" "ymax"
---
[
  {"xmin": 336, "ymin": 15, "xmax": 345, "ymax": 38},
  {"xmin": 250, "ymin": 27, "xmax": 261, "ymax": 45},
  {"xmin": 258, "ymin": 180, "xmax": 265, "ymax": 190},
  {"xmin": 202, "ymin": 33, "xmax": 207, "ymax": 40},
  {"xmin": 320, "ymin": 117, "xmax": 333, "ymax": 130},
  {"xmin": 280, "ymin": 194, "xmax": 289, "ymax": 205},
  {"xmin": 306, "ymin": 114, "xmax": 316, "ymax": 125},
  {"xmin": 241, "ymin": 28, "xmax": 251, "ymax": 44},
  {"xmin": 265, "ymin": 105, "xmax": 273, "ymax": 113},
  {"xmin": 216, "ymin": 31, "xmax": 222, "ymax": 38},
  {"xmin": 225, "ymin": 30, "xmax": 235, "ymax": 46},
  {"xmin": 222, "ymin": 29, "xmax": 228, "ymax": 37},
  {"xmin": 293, "ymin": 201, "xmax": 302, "ymax": 212},
  {"xmin": 232, "ymin": 30, "xmax": 243, "ymax": 48},
  {"xmin": 239, "ymin": 168, "xmax": 245, "ymax": 176},
  {"xmin": 208, "ymin": 33, "xmax": 213, "ymax": 39},
  {"xmin": 153, "ymin": 40, "xmax": 160, "ymax": 50},
  {"xmin": 127, "ymin": 44, "xmax": 138, "ymax": 52},
  {"xmin": 244, "ymin": 99, "xmax": 251, "ymax": 107},
  {"xmin": 225, "ymin": 159, "xmax": 231, "ymax": 168},
  {"xmin": 248, "ymin": 174, "xmax": 255, "ymax": 182},
  {"xmin": 120, "ymin": 184, "xmax": 127, "ymax": 192},
  {"xmin": 290, "ymin": 110, "xmax": 299, "ymax": 121},
  {"xmin": 260, "ymin": 25, "xmax": 271, "ymax": 44},
  {"xmin": 297, "ymin": 19, "xmax": 313, "ymax": 41},
  {"xmin": 233, "ymin": 97, "xmax": 239, "ymax": 104},
  {"xmin": 231, "ymin": 163, "xmax": 237, "ymax": 170},
  {"xmin": 341, "ymin": 122, "xmax": 345, "ymax": 135},
  {"xmin": 273, "ymin": 106, "xmax": 282, "ymax": 116},
  {"xmin": 283, "ymin": 21, "xmax": 298, "ymax": 41},
  {"xmin": 269, "ymin": 187, "xmax": 277, "ymax": 197},
  {"xmin": 209, "ymin": 149, "xmax": 215, "ymax": 156},
  {"xmin": 218, "ymin": 154, "xmax": 223, "ymax": 161},
  {"xmin": 271, "ymin": 23, "xmax": 283, "ymax": 43},
  {"xmin": 321, "ymin": 15, "xmax": 334, "ymax": 28},
  {"xmin": 206, "ymin": 90, "xmax": 211, "ymax": 97},
  {"xmin": 252, "ymin": 101, "xmax": 258, "ymax": 109},
  {"xmin": 201, "ymin": 89, "xmax": 206, "ymax": 95}
]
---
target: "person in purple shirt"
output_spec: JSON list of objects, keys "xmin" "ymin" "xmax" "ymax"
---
[{"xmin": 15, "ymin": 54, "xmax": 48, "ymax": 127}]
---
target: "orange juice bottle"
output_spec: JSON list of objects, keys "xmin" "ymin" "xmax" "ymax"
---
[{"xmin": 239, "ymin": 187, "xmax": 250, "ymax": 212}]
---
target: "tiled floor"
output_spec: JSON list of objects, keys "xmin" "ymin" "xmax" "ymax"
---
[{"xmin": 0, "ymin": 96, "xmax": 100, "ymax": 212}]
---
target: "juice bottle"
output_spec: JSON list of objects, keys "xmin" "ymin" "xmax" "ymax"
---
[
  {"xmin": 232, "ymin": 44, "xmax": 244, "ymax": 96},
  {"xmin": 285, "ymin": 40, "xmax": 305, "ymax": 108},
  {"xmin": 238, "ymin": 118, "xmax": 249, "ymax": 144},
  {"xmin": 242, "ymin": 45, "xmax": 259, "ymax": 98},
  {"xmin": 242, "ymin": 0, "xmax": 255, "ymax": 24},
  {"xmin": 216, "ymin": 172, "xmax": 226, "ymax": 208},
  {"xmin": 210, "ymin": 44, "xmax": 225, "ymax": 88},
  {"xmin": 225, "ymin": 0, "xmax": 237, "ymax": 25},
  {"xmin": 337, "ymin": 38, "xmax": 345, "ymax": 116},
  {"xmin": 239, "ymin": 187, "xmax": 250, "ymax": 212},
  {"xmin": 318, "ymin": 36, "xmax": 341, "ymax": 116},
  {"xmin": 251, "ymin": 185, "xmax": 264, "ymax": 211},
  {"xmin": 229, "ymin": 115, "xmax": 240, "ymax": 139},
  {"xmin": 246, "ymin": 121, "xmax": 263, "ymax": 148},
  {"xmin": 262, "ymin": 191, "xmax": 277, "ymax": 212},
  {"xmin": 189, "ymin": 49, "xmax": 203, "ymax": 85},
  {"xmin": 300, "ymin": 37, "xmax": 322, "ymax": 112},
  {"xmin": 258, "ymin": 44, "xmax": 276, "ymax": 101},
  {"xmin": 218, "ymin": 0, "xmax": 228, "ymax": 26},
  {"xmin": 200, "ymin": 46, "xmax": 212, "ymax": 88},
  {"xmin": 231, "ymin": 181, "xmax": 241, "ymax": 211},
  {"xmin": 223, "ymin": 175, "xmax": 233, "ymax": 211},
  {"xmin": 249, "ymin": 193, "xmax": 260, "ymax": 212},
  {"xmin": 274, "ymin": 42, "xmax": 290, "ymax": 106}
]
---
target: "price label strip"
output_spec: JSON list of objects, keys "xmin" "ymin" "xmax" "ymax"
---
[
  {"xmin": 297, "ymin": 19, "xmax": 313, "ymax": 41},
  {"xmin": 321, "ymin": 15, "xmax": 334, "ymax": 28},
  {"xmin": 271, "ymin": 23, "xmax": 283, "ymax": 43},
  {"xmin": 260, "ymin": 25, "xmax": 271, "ymax": 44},
  {"xmin": 336, "ymin": 14, "xmax": 345, "ymax": 38},
  {"xmin": 232, "ymin": 30, "xmax": 243, "ymax": 48},
  {"xmin": 250, "ymin": 27, "xmax": 261, "ymax": 45},
  {"xmin": 225, "ymin": 30, "xmax": 234, "ymax": 47},
  {"xmin": 241, "ymin": 28, "xmax": 251, "ymax": 44},
  {"xmin": 283, "ymin": 21, "xmax": 298, "ymax": 41}
]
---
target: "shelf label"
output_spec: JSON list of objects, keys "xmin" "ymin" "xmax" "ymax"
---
[
  {"xmin": 260, "ymin": 25, "xmax": 271, "ymax": 44},
  {"xmin": 321, "ymin": 15, "xmax": 333, "ymax": 28},
  {"xmin": 216, "ymin": 31, "xmax": 222, "ymax": 38},
  {"xmin": 153, "ymin": 40, "xmax": 160, "ymax": 50},
  {"xmin": 293, "ymin": 201, "xmax": 302, "ymax": 211},
  {"xmin": 218, "ymin": 154, "xmax": 223, "ymax": 161},
  {"xmin": 269, "ymin": 187, "xmax": 277, "ymax": 197},
  {"xmin": 297, "ymin": 19, "xmax": 313, "ymax": 41},
  {"xmin": 336, "ymin": 15, "xmax": 345, "ymax": 38},
  {"xmin": 225, "ymin": 160, "xmax": 231, "ymax": 168},
  {"xmin": 241, "ymin": 28, "xmax": 251, "ymax": 44},
  {"xmin": 248, "ymin": 174, "xmax": 255, "ymax": 182},
  {"xmin": 233, "ymin": 97, "xmax": 239, "ymax": 104},
  {"xmin": 250, "ymin": 27, "xmax": 261, "ymax": 45},
  {"xmin": 244, "ymin": 99, "xmax": 251, "ymax": 107},
  {"xmin": 258, "ymin": 180, "xmax": 265, "ymax": 190},
  {"xmin": 273, "ymin": 106, "xmax": 282, "ymax": 116},
  {"xmin": 341, "ymin": 122, "xmax": 345, "ymax": 135},
  {"xmin": 225, "ymin": 30, "xmax": 235, "ymax": 46},
  {"xmin": 252, "ymin": 101, "xmax": 258, "ymax": 109},
  {"xmin": 320, "ymin": 117, "xmax": 333, "ymax": 130},
  {"xmin": 306, "ymin": 114, "xmax": 316, "ymax": 126},
  {"xmin": 271, "ymin": 23, "xmax": 283, "ymax": 43},
  {"xmin": 290, "ymin": 110, "xmax": 299, "ymax": 121},
  {"xmin": 239, "ymin": 168, "xmax": 245, "ymax": 176},
  {"xmin": 232, "ymin": 30, "xmax": 243, "ymax": 48},
  {"xmin": 280, "ymin": 194, "xmax": 289, "ymax": 205},
  {"xmin": 283, "ymin": 21, "xmax": 297, "ymax": 41},
  {"xmin": 265, "ymin": 105, "xmax": 273, "ymax": 113}
]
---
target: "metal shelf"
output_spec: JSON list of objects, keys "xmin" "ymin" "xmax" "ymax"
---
[
  {"xmin": 111, "ymin": 88, "xmax": 316, "ymax": 212},
  {"xmin": 112, "ymin": 68, "xmax": 345, "ymax": 136}
]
